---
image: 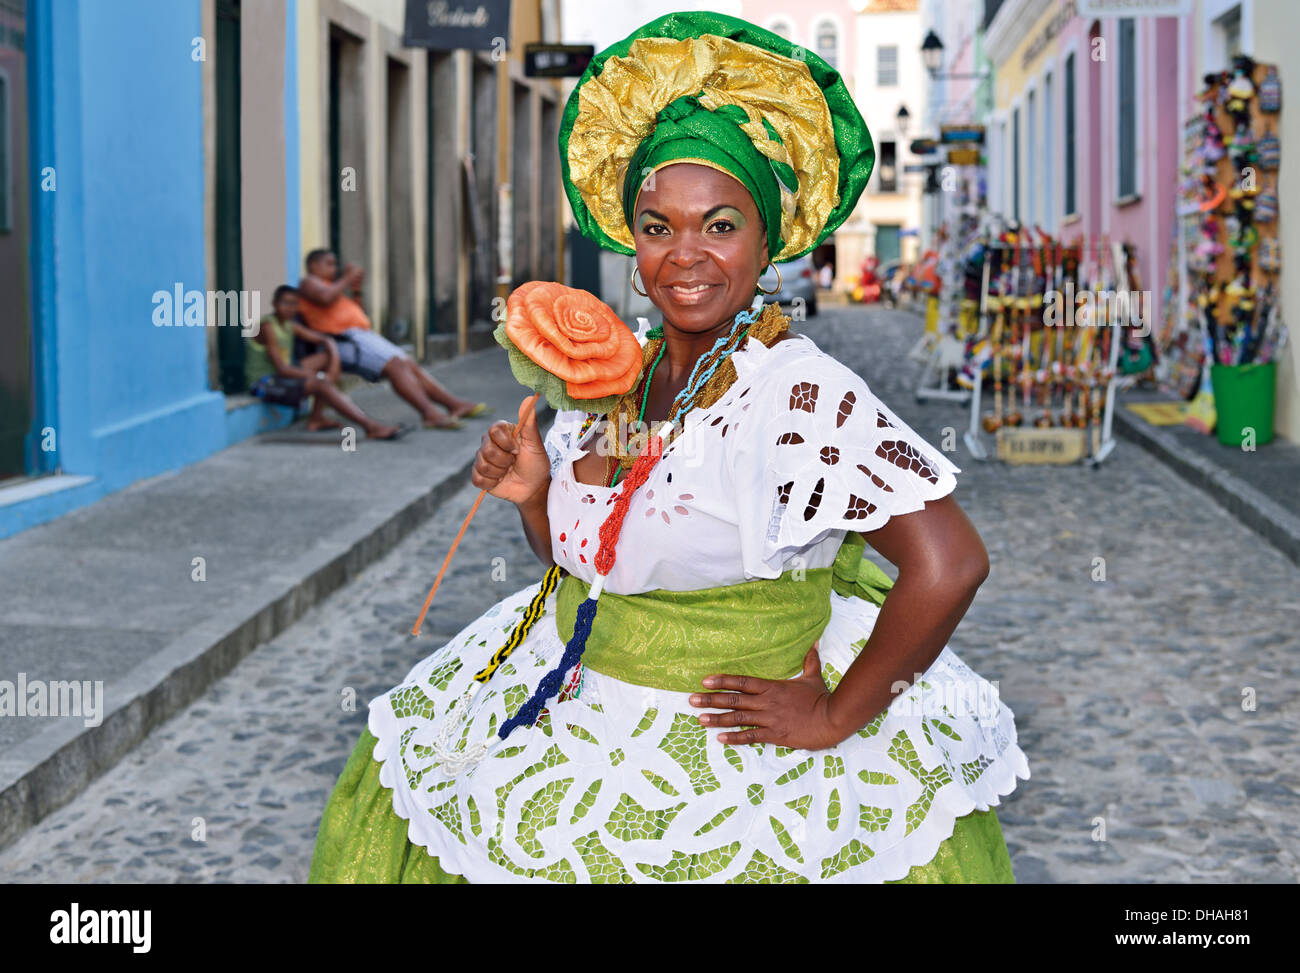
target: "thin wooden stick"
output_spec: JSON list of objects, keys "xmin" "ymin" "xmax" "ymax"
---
[{"xmin": 411, "ymin": 392, "xmax": 542, "ymax": 637}]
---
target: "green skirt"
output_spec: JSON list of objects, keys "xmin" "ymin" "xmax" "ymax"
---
[{"xmin": 308, "ymin": 728, "xmax": 1016, "ymax": 884}]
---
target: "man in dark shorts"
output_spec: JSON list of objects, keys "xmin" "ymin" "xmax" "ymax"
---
[{"xmin": 295, "ymin": 249, "xmax": 489, "ymax": 429}]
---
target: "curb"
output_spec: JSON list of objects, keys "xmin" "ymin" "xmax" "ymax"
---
[
  {"xmin": 1113, "ymin": 407, "xmax": 1300, "ymax": 569},
  {"xmin": 0, "ymin": 405, "xmax": 549, "ymax": 853}
]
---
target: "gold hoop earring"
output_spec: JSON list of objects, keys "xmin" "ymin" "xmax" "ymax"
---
[
  {"xmin": 758, "ymin": 263, "xmax": 783, "ymax": 295},
  {"xmin": 631, "ymin": 266, "xmax": 648, "ymax": 297}
]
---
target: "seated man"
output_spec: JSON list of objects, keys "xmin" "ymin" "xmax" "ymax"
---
[
  {"xmin": 246, "ymin": 285, "xmax": 405, "ymax": 441},
  {"xmin": 295, "ymin": 249, "xmax": 488, "ymax": 430}
]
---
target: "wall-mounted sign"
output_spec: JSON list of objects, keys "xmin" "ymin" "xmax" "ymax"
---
[
  {"xmin": 1021, "ymin": 0, "xmax": 1076, "ymax": 70},
  {"xmin": 524, "ymin": 43, "xmax": 594, "ymax": 78},
  {"xmin": 941, "ymin": 124, "xmax": 985, "ymax": 144},
  {"xmin": 948, "ymin": 147, "xmax": 982, "ymax": 166},
  {"xmin": 404, "ymin": 0, "xmax": 511, "ymax": 51},
  {"xmin": 1077, "ymin": 0, "xmax": 1190, "ymax": 16}
]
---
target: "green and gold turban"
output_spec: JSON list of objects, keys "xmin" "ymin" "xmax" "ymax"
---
[{"xmin": 559, "ymin": 11, "xmax": 875, "ymax": 263}]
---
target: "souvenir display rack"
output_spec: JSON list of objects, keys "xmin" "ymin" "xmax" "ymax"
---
[
  {"xmin": 1179, "ymin": 55, "xmax": 1287, "ymax": 435},
  {"xmin": 960, "ymin": 229, "xmax": 1133, "ymax": 466}
]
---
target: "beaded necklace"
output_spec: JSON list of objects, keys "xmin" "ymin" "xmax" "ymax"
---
[
  {"xmin": 604, "ymin": 335, "xmax": 668, "ymax": 488},
  {"xmin": 500, "ymin": 302, "xmax": 776, "ymax": 737},
  {"xmin": 429, "ymin": 301, "xmax": 791, "ymax": 769}
]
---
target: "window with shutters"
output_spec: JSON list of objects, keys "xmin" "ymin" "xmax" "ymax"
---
[
  {"xmin": 1117, "ymin": 18, "xmax": 1137, "ymax": 199},
  {"xmin": 1012, "ymin": 106, "xmax": 1021, "ymax": 222},
  {"xmin": 815, "ymin": 20, "xmax": 838, "ymax": 69},
  {"xmin": 877, "ymin": 45, "xmax": 898, "ymax": 87},
  {"xmin": 1026, "ymin": 88, "xmax": 1037, "ymax": 227},
  {"xmin": 1064, "ymin": 53, "xmax": 1077, "ymax": 216}
]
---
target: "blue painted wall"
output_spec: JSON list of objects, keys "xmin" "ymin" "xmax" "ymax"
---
[
  {"xmin": 30, "ymin": 0, "xmax": 222, "ymax": 482},
  {"xmin": 2, "ymin": 0, "xmax": 300, "ymax": 540}
]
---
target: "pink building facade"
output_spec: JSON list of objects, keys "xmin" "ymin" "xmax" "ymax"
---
[{"xmin": 985, "ymin": 0, "xmax": 1198, "ymax": 330}]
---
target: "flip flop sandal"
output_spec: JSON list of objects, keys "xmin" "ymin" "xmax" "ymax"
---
[
  {"xmin": 463, "ymin": 402, "xmax": 492, "ymax": 418},
  {"xmin": 371, "ymin": 422, "xmax": 412, "ymax": 441}
]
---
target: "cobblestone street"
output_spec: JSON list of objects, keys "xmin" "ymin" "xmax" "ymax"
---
[{"xmin": 2, "ymin": 304, "xmax": 1297, "ymax": 883}]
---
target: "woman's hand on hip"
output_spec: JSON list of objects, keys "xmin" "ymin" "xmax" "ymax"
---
[
  {"xmin": 471, "ymin": 395, "xmax": 551, "ymax": 508},
  {"xmin": 689, "ymin": 643, "xmax": 846, "ymax": 751}
]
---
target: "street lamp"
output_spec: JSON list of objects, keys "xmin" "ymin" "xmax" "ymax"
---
[
  {"xmin": 896, "ymin": 105, "xmax": 911, "ymax": 137},
  {"xmin": 920, "ymin": 29, "xmax": 989, "ymax": 81},
  {"xmin": 921, "ymin": 30, "xmax": 943, "ymax": 75}
]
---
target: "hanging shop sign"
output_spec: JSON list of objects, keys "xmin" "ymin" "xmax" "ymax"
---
[
  {"xmin": 1077, "ymin": 0, "xmax": 1190, "ymax": 17},
  {"xmin": 524, "ymin": 43, "xmax": 595, "ymax": 78},
  {"xmin": 941, "ymin": 125, "xmax": 985, "ymax": 145},
  {"xmin": 948, "ymin": 147, "xmax": 982, "ymax": 166},
  {"xmin": 404, "ymin": 0, "xmax": 511, "ymax": 51},
  {"xmin": 909, "ymin": 138, "xmax": 939, "ymax": 156}
]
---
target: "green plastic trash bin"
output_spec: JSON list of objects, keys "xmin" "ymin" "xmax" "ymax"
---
[{"xmin": 1212, "ymin": 362, "xmax": 1276, "ymax": 447}]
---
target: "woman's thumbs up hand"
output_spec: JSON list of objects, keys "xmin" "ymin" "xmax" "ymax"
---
[{"xmin": 472, "ymin": 395, "xmax": 551, "ymax": 508}]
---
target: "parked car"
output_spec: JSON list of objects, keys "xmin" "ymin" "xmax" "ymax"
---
[{"xmin": 758, "ymin": 255, "xmax": 818, "ymax": 316}]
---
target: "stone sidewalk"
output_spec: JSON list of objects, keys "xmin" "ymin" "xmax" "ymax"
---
[
  {"xmin": 1114, "ymin": 392, "xmax": 1300, "ymax": 568},
  {"xmin": 0, "ymin": 343, "xmax": 548, "ymax": 852}
]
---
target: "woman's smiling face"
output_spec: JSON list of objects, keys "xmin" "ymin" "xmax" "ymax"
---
[{"xmin": 632, "ymin": 163, "xmax": 769, "ymax": 334}]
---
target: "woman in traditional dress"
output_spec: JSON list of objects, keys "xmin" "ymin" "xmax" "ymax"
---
[{"xmin": 308, "ymin": 11, "xmax": 1029, "ymax": 884}]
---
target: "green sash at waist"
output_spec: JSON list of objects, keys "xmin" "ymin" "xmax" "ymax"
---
[{"xmin": 554, "ymin": 533, "xmax": 895, "ymax": 692}]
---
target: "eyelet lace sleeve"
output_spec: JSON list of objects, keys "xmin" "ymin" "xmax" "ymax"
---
[
  {"xmin": 730, "ymin": 354, "xmax": 960, "ymax": 577},
  {"xmin": 543, "ymin": 409, "xmax": 592, "ymax": 477}
]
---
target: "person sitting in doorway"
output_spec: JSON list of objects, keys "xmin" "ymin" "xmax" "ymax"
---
[
  {"xmin": 295, "ymin": 249, "xmax": 489, "ymax": 430},
  {"xmin": 245, "ymin": 285, "xmax": 405, "ymax": 441}
]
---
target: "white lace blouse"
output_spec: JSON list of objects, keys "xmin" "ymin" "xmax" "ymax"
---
[{"xmin": 542, "ymin": 327, "xmax": 961, "ymax": 595}]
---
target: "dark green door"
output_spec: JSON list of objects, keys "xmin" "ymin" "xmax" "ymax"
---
[
  {"xmin": 215, "ymin": 0, "xmax": 244, "ymax": 393},
  {"xmin": 0, "ymin": 1, "xmax": 31, "ymax": 478},
  {"xmin": 874, "ymin": 223, "xmax": 901, "ymax": 266}
]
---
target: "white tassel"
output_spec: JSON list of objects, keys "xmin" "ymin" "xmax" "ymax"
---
[{"xmin": 429, "ymin": 682, "xmax": 492, "ymax": 776}]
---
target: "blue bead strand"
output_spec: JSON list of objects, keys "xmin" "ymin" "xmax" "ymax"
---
[{"xmin": 499, "ymin": 595, "xmax": 598, "ymax": 740}]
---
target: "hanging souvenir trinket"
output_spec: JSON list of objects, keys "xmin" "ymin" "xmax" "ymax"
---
[
  {"xmin": 1259, "ymin": 237, "xmax": 1281, "ymax": 273},
  {"xmin": 1259, "ymin": 65, "xmax": 1281, "ymax": 112},
  {"xmin": 1228, "ymin": 122, "xmax": 1257, "ymax": 169},
  {"xmin": 1256, "ymin": 184, "xmax": 1278, "ymax": 223},
  {"xmin": 1201, "ymin": 112, "xmax": 1226, "ymax": 162},
  {"xmin": 1257, "ymin": 131, "xmax": 1280, "ymax": 170}
]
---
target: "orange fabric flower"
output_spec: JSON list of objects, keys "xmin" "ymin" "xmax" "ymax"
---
[{"xmin": 505, "ymin": 282, "xmax": 643, "ymax": 400}]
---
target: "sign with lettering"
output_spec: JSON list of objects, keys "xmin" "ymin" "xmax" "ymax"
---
[
  {"xmin": 941, "ymin": 125, "xmax": 985, "ymax": 144},
  {"xmin": 404, "ymin": 0, "xmax": 511, "ymax": 51},
  {"xmin": 1021, "ymin": 0, "xmax": 1076, "ymax": 71},
  {"xmin": 997, "ymin": 427, "xmax": 1087, "ymax": 465},
  {"xmin": 524, "ymin": 43, "xmax": 594, "ymax": 78},
  {"xmin": 1077, "ymin": 0, "xmax": 1190, "ymax": 16}
]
